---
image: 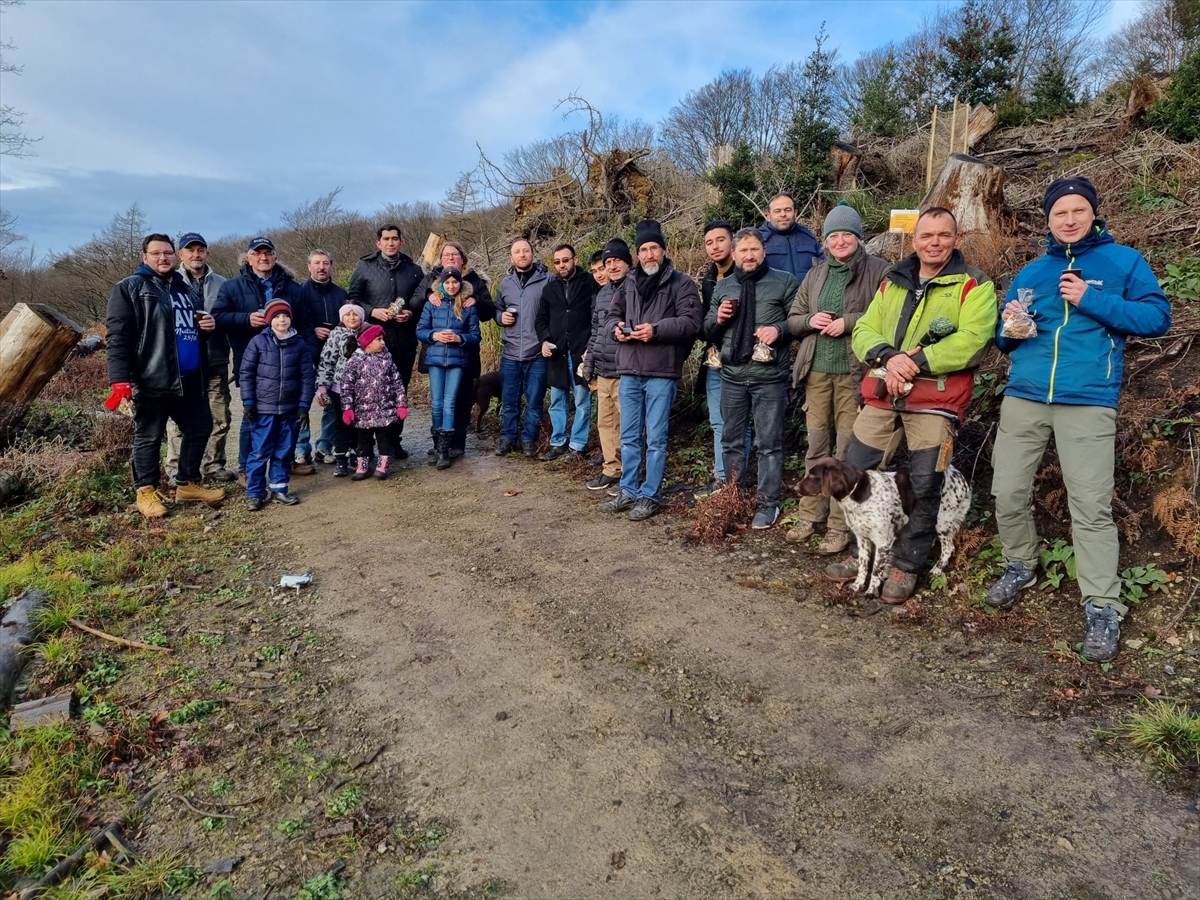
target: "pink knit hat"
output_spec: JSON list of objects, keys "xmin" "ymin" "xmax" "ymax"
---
[{"xmin": 358, "ymin": 324, "xmax": 384, "ymax": 348}]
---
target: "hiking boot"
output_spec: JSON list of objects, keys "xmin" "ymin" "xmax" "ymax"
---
[
  {"xmin": 136, "ymin": 486, "xmax": 168, "ymax": 519},
  {"xmin": 271, "ymin": 490, "xmax": 300, "ymax": 506},
  {"xmin": 292, "ymin": 460, "xmax": 316, "ymax": 476},
  {"xmin": 693, "ymin": 479, "xmax": 725, "ymax": 500},
  {"xmin": 449, "ymin": 446, "xmax": 465, "ymax": 459},
  {"xmin": 601, "ymin": 492, "xmax": 637, "ymax": 513},
  {"xmin": 247, "ymin": 496, "xmax": 266, "ymax": 512},
  {"xmin": 785, "ymin": 520, "xmax": 818, "ymax": 544},
  {"xmin": 494, "ymin": 440, "xmax": 517, "ymax": 457},
  {"xmin": 881, "ymin": 567, "xmax": 918, "ymax": 603},
  {"xmin": 986, "ymin": 560, "xmax": 1037, "ymax": 609},
  {"xmin": 586, "ymin": 473, "xmax": 620, "ymax": 492},
  {"xmin": 751, "ymin": 505, "xmax": 779, "ymax": 530},
  {"xmin": 427, "ymin": 428, "xmax": 438, "ymax": 460},
  {"xmin": 539, "ymin": 444, "xmax": 568, "ymax": 462},
  {"xmin": 333, "ymin": 454, "xmax": 349, "ymax": 477},
  {"xmin": 566, "ymin": 450, "xmax": 588, "ymax": 464},
  {"xmin": 1081, "ymin": 602, "xmax": 1123, "ymax": 662},
  {"xmin": 825, "ymin": 556, "xmax": 859, "ymax": 582},
  {"xmin": 628, "ymin": 497, "xmax": 660, "ymax": 521},
  {"xmin": 436, "ymin": 430, "xmax": 453, "ymax": 470},
  {"xmin": 523, "ymin": 444, "xmax": 538, "ymax": 458},
  {"xmin": 588, "ymin": 451, "xmax": 603, "ymax": 467},
  {"xmin": 238, "ymin": 470, "xmax": 247, "ymax": 488},
  {"xmin": 207, "ymin": 468, "xmax": 237, "ymax": 482},
  {"xmin": 374, "ymin": 455, "xmax": 391, "ymax": 479},
  {"xmin": 606, "ymin": 484, "xmax": 621, "ymax": 497},
  {"xmin": 394, "ymin": 444, "xmax": 409, "ymax": 460},
  {"xmin": 351, "ymin": 457, "xmax": 370, "ymax": 481},
  {"xmin": 816, "ymin": 529, "xmax": 851, "ymax": 555},
  {"xmin": 175, "ymin": 482, "xmax": 226, "ymax": 503}
]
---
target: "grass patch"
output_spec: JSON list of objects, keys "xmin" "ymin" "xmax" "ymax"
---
[
  {"xmin": 165, "ymin": 699, "xmax": 219, "ymax": 725},
  {"xmin": 326, "ymin": 785, "xmax": 364, "ymax": 819},
  {"xmin": 1117, "ymin": 701, "xmax": 1200, "ymax": 773}
]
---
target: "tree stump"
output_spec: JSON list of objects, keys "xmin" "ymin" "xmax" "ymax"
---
[
  {"xmin": 0, "ymin": 304, "xmax": 83, "ymax": 446},
  {"xmin": 830, "ymin": 142, "xmax": 862, "ymax": 191},
  {"xmin": 920, "ymin": 153, "xmax": 1016, "ymax": 235},
  {"xmin": 965, "ymin": 104, "xmax": 999, "ymax": 151}
]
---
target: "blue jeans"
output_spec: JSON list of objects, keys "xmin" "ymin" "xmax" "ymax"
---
[
  {"xmin": 239, "ymin": 413, "xmax": 252, "ymax": 472},
  {"xmin": 720, "ymin": 379, "xmax": 787, "ymax": 507},
  {"xmin": 618, "ymin": 375, "xmax": 677, "ymax": 503},
  {"xmin": 549, "ymin": 351, "xmax": 592, "ymax": 450},
  {"xmin": 705, "ymin": 365, "xmax": 751, "ymax": 482},
  {"xmin": 500, "ymin": 356, "xmax": 547, "ymax": 444},
  {"xmin": 428, "ymin": 365, "xmax": 464, "ymax": 432},
  {"xmin": 296, "ymin": 403, "xmax": 337, "ymax": 459},
  {"xmin": 246, "ymin": 413, "xmax": 299, "ymax": 499}
]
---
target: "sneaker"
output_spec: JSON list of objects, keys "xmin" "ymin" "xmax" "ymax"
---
[
  {"xmin": 1081, "ymin": 602, "xmax": 1123, "ymax": 662},
  {"xmin": 824, "ymin": 556, "xmax": 859, "ymax": 582},
  {"xmin": 207, "ymin": 468, "xmax": 238, "ymax": 482},
  {"xmin": 588, "ymin": 452, "xmax": 603, "ymax": 467},
  {"xmin": 606, "ymin": 484, "xmax": 621, "ymax": 497},
  {"xmin": 816, "ymin": 529, "xmax": 851, "ymax": 555},
  {"xmin": 351, "ymin": 458, "xmax": 370, "ymax": 481},
  {"xmin": 523, "ymin": 445, "xmax": 538, "ymax": 458},
  {"xmin": 539, "ymin": 444, "xmax": 568, "ymax": 462},
  {"xmin": 247, "ymin": 496, "xmax": 266, "ymax": 512},
  {"xmin": 315, "ymin": 450, "xmax": 337, "ymax": 465},
  {"xmin": 175, "ymin": 483, "xmax": 226, "ymax": 503},
  {"xmin": 586, "ymin": 474, "xmax": 620, "ymax": 491},
  {"xmin": 566, "ymin": 450, "xmax": 588, "ymax": 464},
  {"xmin": 628, "ymin": 498, "xmax": 660, "ymax": 521},
  {"xmin": 291, "ymin": 461, "xmax": 317, "ymax": 476},
  {"xmin": 601, "ymin": 493, "xmax": 637, "ymax": 513},
  {"xmin": 271, "ymin": 490, "xmax": 300, "ymax": 506},
  {"xmin": 693, "ymin": 479, "xmax": 725, "ymax": 500},
  {"xmin": 751, "ymin": 505, "xmax": 779, "ymax": 530},
  {"xmin": 333, "ymin": 455, "xmax": 349, "ymax": 477},
  {"xmin": 495, "ymin": 440, "xmax": 517, "ymax": 457},
  {"xmin": 881, "ymin": 567, "xmax": 918, "ymax": 603},
  {"xmin": 986, "ymin": 560, "xmax": 1037, "ymax": 609},
  {"xmin": 136, "ymin": 486, "xmax": 168, "ymax": 518},
  {"xmin": 785, "ymin": 520, "xmax": 818, "ymax": 544}
]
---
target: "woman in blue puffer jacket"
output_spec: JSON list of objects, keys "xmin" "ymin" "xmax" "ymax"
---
[{"xmin": 417, "ymin": 267, "xmax": 481, "ymax": 469}]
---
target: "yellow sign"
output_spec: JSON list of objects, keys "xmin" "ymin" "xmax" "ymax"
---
[{"xmin": 889, "ymin": 209, "xmax": 920, "ymax": 234}]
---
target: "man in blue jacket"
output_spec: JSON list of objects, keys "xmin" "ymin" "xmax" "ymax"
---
[
  {"xmin": 988, "ymin": 176, "xmax": 1171, "ymax": 662},
  {"xmin": 757, "ymin": 193, "xmax": 823, "ymax": 285}
]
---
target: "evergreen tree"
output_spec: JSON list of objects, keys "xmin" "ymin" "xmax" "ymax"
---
[
  {"xmin": 938, "ymin": 0, "xmax": 1018, "ymax": 106},
  {"xmin": 1147, "ymin": 49, "xmax": 1200, "ymax": 142},
  {"xmin": 704, "ymin": 143, "xmax": 761, "ymax": 229},
  {"xmin": 853, "ymin": 49, "xmax": 908, "ymax": 137},
  {"xmin": 773, "ymin": 25, "xmax": 840, "ymax": 206},
  {"xmin": 1028, "ymin": 53, "xmax": 1077, "ymax": 120}
]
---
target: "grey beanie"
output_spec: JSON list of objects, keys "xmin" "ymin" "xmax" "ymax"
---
[{"xmin": 823, "ymin": 201, "xmax": 863, "ymax": 239}]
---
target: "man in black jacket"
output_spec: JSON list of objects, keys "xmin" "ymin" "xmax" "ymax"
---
[
  {"xmin": 536, "ymin": 243, "xmax": 599, "ymax": 461},
  {"xmin": 601, "ymin": 220, "xmax": 702, "ymax": 521},
  {"xmin": 294, "ymin": 248, "xmax": 347, "ymax": 469},
  {"xmin": 347, "ymin": 224, "xmax": 424, "ymax": 457},
  {"xmin": 106, "ymin": 233, "xmax": 226, "ymax": 518},
  {"xmin": 212, "ymin": 236, "xmax": 304, "ymax": 481}
]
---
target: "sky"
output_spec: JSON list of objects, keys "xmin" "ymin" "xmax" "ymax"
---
[{"xmin": 0, "ymin": 0, "xmax": 1140, "ymax": 256}]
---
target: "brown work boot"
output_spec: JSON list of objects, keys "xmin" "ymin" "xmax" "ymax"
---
[
  {"xmin": 291, "ymin": 460, "xmax": 316, "ymax": 476},
  {"xmin": 784, "ymin": 520, "xmax": 819, "ymax": 544},
  {"xmin": 881, "ymin": 567, "xmax": 918, "ymax": 603},
  {"xmin": 816, "ymin": 529, "xmax": 851, "ymax": 555},
  {"xmin": 824, "ymin": 555, "xmax": 859, "ymax": 582},
  {"xmin": 175, "ymin": 482, "xmax": 226, "ymax": 503},
  {"xmin": 136, "ymin": 486, "xmax": 168, "ymax": 519}
]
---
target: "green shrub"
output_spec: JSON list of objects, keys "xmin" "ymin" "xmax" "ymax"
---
[{"xmin": 1147, "ymin": 50, "xmax": 1200, "ymax": 142}]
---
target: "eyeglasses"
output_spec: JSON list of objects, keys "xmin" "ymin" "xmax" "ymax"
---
[
  {"xmin": 553, "ymin": 257, "xmax": 574, "ymax": 265},
  {"xmin": 145, "ymin": 251, "xmax": 176, "ymax": 258}
]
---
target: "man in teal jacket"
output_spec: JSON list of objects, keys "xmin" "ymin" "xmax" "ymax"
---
[{"xmin": 988, "ymin": 176, "xmax": 1171, "ymax": 662}]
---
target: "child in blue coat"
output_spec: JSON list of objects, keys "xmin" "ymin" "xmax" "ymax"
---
[
  {"xmin": 239, "ymin": 298, "xmax": 315, "ymax": 509},
  {"xmin": 417, "ymin": 267, "xmax": 481, "ymax": 469}
]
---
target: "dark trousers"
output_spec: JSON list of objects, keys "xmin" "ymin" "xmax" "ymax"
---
[
  {"xmin": 385, "ymin": 332, "xmax": 417, "ymax": 440},
  {"xmin": 450, "ymin": 354, "xmax": 481, "ymax": 452},
  {"xmin": 356, "ymin": 424, "xmax": 398, "ymax": 458},
  {"xmin": 246, "ymin": 413, "xmax": 298, "ymax": 499},
  {"xmin": 720, "ymin": 379, "xmax": 787, "ymax": 508},
  {"xmin": 327, "ymin": 392, "xmax": 356, "ymax": 456},
  {"xmin": 132, "ymin": 372, "xmax": 212, "ymax": 489}
]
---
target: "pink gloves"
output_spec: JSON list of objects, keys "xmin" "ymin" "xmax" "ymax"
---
[
  {"xmin": 342, "ymin": 409, "xmax": 355, "ymax": 425},
  {"xmin": 396, "ymin": 407, "xmax": 408, "ymax": 420}
]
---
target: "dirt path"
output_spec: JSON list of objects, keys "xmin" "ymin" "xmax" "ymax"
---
[{"xmin": 267, "ymin": 412, "xmax": 1199, "ymax": 900}]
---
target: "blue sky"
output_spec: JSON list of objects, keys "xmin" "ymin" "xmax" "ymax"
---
[{"xmin": 0, "ymin": 0, "xmax": 1138, "ymax": 255}]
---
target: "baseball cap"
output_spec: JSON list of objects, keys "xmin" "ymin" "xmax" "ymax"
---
[
  {"xmin": 247, "ymin": 236, "xmax": 275, "ymax": 251},
  {"xmin": 178, "ymin": 232, "xmax": 207, "ymax": 248}
]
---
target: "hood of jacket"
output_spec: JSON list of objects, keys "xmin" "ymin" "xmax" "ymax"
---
[
  {"xmin": 885, "ymin": 249, "xmax": 977, "ymax": 292},
  {"xmin": 358, "ymin": 249, "xmax": 417, "ymax": 269},
  {"xmin": 238, "ymin": 262, "xmax": 297, "ymax": 289},
  {"xmin": 1044, "ymin": 219, "xmax": 1114, "ymax": 262}
]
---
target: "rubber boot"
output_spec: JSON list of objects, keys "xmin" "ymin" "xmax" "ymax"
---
[
  {"xmin": 374, "ymin": 454, "xmax": 390, "ymax": 480},
  {"xmin": 436, "ymin": 429, "xmax": 452, "ymax": 470},
  {"xmin": 351, "ymin": 456, "xmax": 369, "ymax": 481},
  {"xmin": 427, "ymin": 426, "xmax": 438, "ymax": 462}
]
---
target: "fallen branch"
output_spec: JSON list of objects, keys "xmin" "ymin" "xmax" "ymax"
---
[
  {"xmin": 69, "ymin": 619, "xmax": 172, "ymax": 652},
  {"xmin": 176, "ymin": 795, "xmax": 239, "ymax": 819},
  {"xmin": 19, "ymin": 784, "xmax": 162, "ymax": 899}
]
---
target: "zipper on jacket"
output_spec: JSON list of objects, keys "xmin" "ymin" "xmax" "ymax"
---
[
  {"xmin": 1049, "ymin": 245, "xmax": 1076, "ymax": 403},
  {"xmin": 1107, "ymin": 336, "xmax": 1114, "ymax": 380}
]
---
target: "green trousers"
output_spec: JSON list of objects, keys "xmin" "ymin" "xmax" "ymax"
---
[{"xmin": 991, "ymin": 396, "xmax": 1124, "ymax": 615}]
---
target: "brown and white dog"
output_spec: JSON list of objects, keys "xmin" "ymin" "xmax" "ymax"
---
[{"xmin": 797, "ymin": 458, "xmax": 971, "ymax": 596}]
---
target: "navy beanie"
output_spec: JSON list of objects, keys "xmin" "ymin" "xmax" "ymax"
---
[
  {"xmin": 1043, "ymin": 176, "xmax": 1099, "ymax": 218},
  {"xmin": 634, "ymin": 219, "xmax": 666, "ymax": 252},
  {"xmin": 601, "ymin": 238, "xmax": 632, "ymax": 266}
]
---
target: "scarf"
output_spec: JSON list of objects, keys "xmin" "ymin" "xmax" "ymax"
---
[
  {"xmin": 729, "ymin": 258, "xmax": 769, "ymax": 365},
  {"xmin": 634, "ymin": 264, "xmax": 667, "ymax": 323}
]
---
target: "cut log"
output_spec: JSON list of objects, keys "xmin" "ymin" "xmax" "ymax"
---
[
  {"xmin": 830, "ymin": 142, "xmax": 862, "ymax": 191},
  {"xmin": 965, "ymin": 104, "xmax": 999, "ymax": 150},
  {"xmin": 1, "ymin": 589, "xmax": 46, "ymax": 706},
  {"xmin": 11, "ymin": 691, "xmax": 73, "ymax": 730},
  {"xmin": 421, "ymin": 233, "xmax": 446, "ymax": 269},
  {"xmin": 920, "ymin": 153, "xmax": 1016, "ymax": 235},
  {"xmin": 0, "ymin": 303, "xmax": 83, "ymax": 446}
]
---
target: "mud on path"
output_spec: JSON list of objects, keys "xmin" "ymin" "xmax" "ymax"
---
[{"xmin": 268, "ymin": 415, "xmax": 1199, "ymax": 900}]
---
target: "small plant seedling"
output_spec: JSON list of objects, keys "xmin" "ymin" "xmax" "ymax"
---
[
  {"xmin": 278, "ymin": 817, "xmax": 306, "ymax": 836},
  {"xmin": 326, "ymin": 785, "xmax": 364, "ymax": 818},
  {"xmin": 1038, "ymin": 540, "xmax": 1076, "ymax": 590},
  {"xmin": 1120, "ymin": 564, "xmax": 1170, "ymax": 606},
  {"xmin": 208, "ymin": 778, "xmax": 234, "ymax": 797},
  {"xmin": 166, "ymin": 699, "xmax": 219, "ymax": 725},
  {"xmin": 298, "ymin": 870, "xmax": 344, "ymax": 900}
]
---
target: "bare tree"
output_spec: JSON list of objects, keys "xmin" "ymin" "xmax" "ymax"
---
[
  {"xmin": 659, "ymin": 68, "xmax": 756, "ymax": 176},
  {"xmin": 991, "ymin": 0, "xmax": 1109, "ymax": 92},
  {"xmin": 49, "ymin": 204, "xmax": 147, "ymax": 323},
  {"xmin": 1099, "ymin": 0, "xmax": 1200, "ymax": 79},
  {"xmin": 0, "ymin": 0, "xmax": 39, "ymax": 159}
]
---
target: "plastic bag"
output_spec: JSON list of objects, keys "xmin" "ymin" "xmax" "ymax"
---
[
  {"xmin": 1001, "ymin": 289, "xmax": 1038, "ymax": 339},
  {"xmin": 751, "ymin": 341, "xmax": 774, "ymax": 363},
  {"xmin": 705, "ymin": 345, "xmax": 722, "ymax": 369}
]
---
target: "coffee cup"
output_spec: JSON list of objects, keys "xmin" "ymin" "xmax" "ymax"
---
[{"xmin": 506, "ymin": 305, "xmax": 519, "ymax": 320}]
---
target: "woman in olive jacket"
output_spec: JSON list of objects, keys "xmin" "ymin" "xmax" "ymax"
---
[{"xmin": 786, "ymin": 203, "xmax": 891, "ymax": 553}]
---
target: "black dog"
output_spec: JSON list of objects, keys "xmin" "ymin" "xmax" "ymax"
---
[{"xmin": 474, "ymin": 370, "xmax": 502, "ymax": 432}]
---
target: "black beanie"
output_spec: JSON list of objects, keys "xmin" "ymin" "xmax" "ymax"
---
[
  {"xmin": 601, "ymin": 238, "xmax": 632, "ymax": 266},
  {"xmin": 1043, "ymin": 176, "xmax": 1099, "ymax": 218},
  {"xmin": 634, "ymin": 219, "xmax": 666, "ymax": 252}
]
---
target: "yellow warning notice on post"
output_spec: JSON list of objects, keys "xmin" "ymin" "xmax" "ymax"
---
[{"xmin": 889, "ymin": 210, "xmax": 920, "ymax": 234}]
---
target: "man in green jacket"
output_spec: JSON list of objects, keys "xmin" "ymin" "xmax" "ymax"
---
[
  {"xmin": 704, "ymin": 228, "xmax": 798, "ymax": 529},
  {"xmin": 826, "ymin": 207, "xmax": 997, "ymax": 600}
]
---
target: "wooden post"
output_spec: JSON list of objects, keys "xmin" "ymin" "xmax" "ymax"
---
[
  {"xmin": 950, "ymin": 96, "xmax": 960, "ymax": 164},
  {"xmin": 925, "ymin": 106, "xmax": 939, "ymax": 192},
  {"xmin": 0, "ymin": 304, "xmax": 83, "ymax": 447}
]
